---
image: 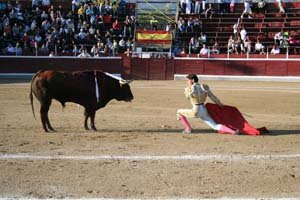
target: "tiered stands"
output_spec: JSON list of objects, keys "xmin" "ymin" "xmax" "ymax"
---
[{"xmin": 176, "ymin": 2, "xmax": 300, "ymax": 55}]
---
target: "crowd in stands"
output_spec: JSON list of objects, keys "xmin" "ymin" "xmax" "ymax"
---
[
  {"xmin": 0, "ymin": 0, "xmax": 299, "ymax": 57},
  {"xmin": 0, "ymin": 0, "xmax": 136, "ymax": 56},
  {"xmin": 175, "ymin": 0, "xmax": 300, "ymax": 57}
]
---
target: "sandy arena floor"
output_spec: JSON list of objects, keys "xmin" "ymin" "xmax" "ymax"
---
[{"xmin": 0, "ymin": 78, "xmax": 300, "ymax": 199}]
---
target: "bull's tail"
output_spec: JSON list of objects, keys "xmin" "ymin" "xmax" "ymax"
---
[{"xmin": 30, "ymin": 72, "xmax": 40, "ymax": 119}]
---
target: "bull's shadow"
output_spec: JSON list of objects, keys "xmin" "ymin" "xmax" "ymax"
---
[{"xmin": 261, "ymin": 130, "xmax": 300, "ymax": 136}]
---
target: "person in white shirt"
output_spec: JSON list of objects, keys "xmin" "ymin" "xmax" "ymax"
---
[
  {"xmin": 270, "ymin": 45, "xmax": 280, "ymax": 54},
  {"xmin": 49, "ymin": 51, "xmax": 55, "ymax": 57},
  {"xmin": 186, "ymin": 0, "xmax": 192, "ymax": 14},
  {"xmin": 199, "ymin": 44, "xmax": 209, "ymax": 55},
  {"xmin": 240, "ymin": 26, "xmax": 247, "ymax": 43},
  {"xmin": 195, "ymin": 0, "xmax": 202, "ymax": 14},
  {"xmin": 255, "ymin": 39, "xmax": 265, "ymax": 54},
  {"xmin": 274, "ymin": 32, "xmax": 283, "ymax": 46},
  {"xmin": 241, "ymin": 0, "xmax": 252, "ymax": 18},
  {"xmin": 276, "ymin": 0, "xmax": 285, "ymax": 13},
  {"xmin": 233, "ymin": 20, "xmax": 239, "ymax": 39},
  {"xmin": 6, "ymin": 43, "xmax": 16, "ymax": 55},
  {"xmin": 77, "ymin": 49, "xmax": 91, "ymax": 58}
]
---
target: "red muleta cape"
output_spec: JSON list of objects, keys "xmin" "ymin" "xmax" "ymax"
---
[{"xmin": 205, "ymin": 103, "xmax": 268, "ymax": 135}]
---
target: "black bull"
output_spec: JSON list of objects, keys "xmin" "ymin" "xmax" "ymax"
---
[{"xmin": 30, "ymin": 70, "xmax": 134, "ymax": 132}]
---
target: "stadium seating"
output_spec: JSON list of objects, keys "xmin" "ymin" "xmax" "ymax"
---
[{"xmin": 176, "ymin": 2, "xmax": 300, "ymax": 55}]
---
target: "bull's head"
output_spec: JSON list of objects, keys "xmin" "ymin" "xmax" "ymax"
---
[{"xmin": 105, "ymin": 72, "xmax": 134, "ymax": 102}]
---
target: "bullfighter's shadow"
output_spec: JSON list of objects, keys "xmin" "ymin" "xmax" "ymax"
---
[{"xmin": 96, "ymin": 128, "xmax": 300, "ymax": 136}]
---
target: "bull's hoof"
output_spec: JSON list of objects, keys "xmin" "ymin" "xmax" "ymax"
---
[
  {"xmin": 48, "ymin": 127, "xmax": 56, "ymax": 132},
  {"xmin": 43, "ymin": 129, "xmax": 49, "ymax": 133},
  {"xmin": 91, "ymin": 126, "xmax": 97, "ymax": 131}
]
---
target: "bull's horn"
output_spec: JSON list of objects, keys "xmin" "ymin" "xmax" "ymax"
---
[
  {"xmin": 119, "ymin": 79, "xmax": 127, "ymax": 84},
  {"xmin": 127, "ymin": 80, "xmax": 133, "ymax": 84},
  {"xmin": 104, "ymin": 72, "xmax": 122, "ymax": 81},
  {"xmin": 119, "ymin": 79, "xmax": 133, "ymax": 85}
]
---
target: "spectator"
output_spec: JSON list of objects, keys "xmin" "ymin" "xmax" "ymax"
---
[
  {"xmin": 34, "ymin": 33, "xmax": 43, "ymax": 47},
  {"xmin": 276, "ymin": 0, "xmax": 285, "ymax": 14},
  {"xmin": 32, "ymin": 0, "xmax": 39, "ymax": 9},
  {"xmin": 224, "ymin": 0, "xmax": 231, "ymax": 13},
  {"xmin": 15, "ymin": 42, "xmax": 22, "ymax": 56},
  {"xmin": 112, "ymin": 19, "xmax": 122, "ymax": 36},
  {"xmin": 195, "ymin": 0, "xmax": 202, "ymax": 14},
  {"xmin": 177, "ymin": 17, "xmax": 186, "ymax": 33},
  {"xmin": 205, "ymin": 4, "xmax": 214, "ymax": 18},
  {"xmin": 186, "ymin": 17, "xmax": 194, "ymax": 32},
  {"xmin": 186, "ymin": 0, "xmax": 192, "ymax": 14},
  {"xmin": 90, "ymin": 44, "xmax": 99, "ymax": 56},
  {"xmin": 6, "ymin": 43, "xmax": 16, "ymax": 55},
  {"xmin": 257, "ymin": 0, "xmax": 266, "ymax": 14},
  {"xmin": 78, "ymin": 48, "xmax": 91, "ymax": 58},
  {"xmin": 240, "ymin": 26, "xmax": 247, "ymax": 44},
  {"xmin": 150, "ymin": 16, "xmax": 158, "ymax": 31},
  {"xmin": 165, "ymin": 22, "xmax": 171, "ymax": 32},
  {"xmin": 230, "ymin": 0, "xmax": 235, "ymax": 13},
  {"xmin": 40, "ymin": 43, "xmax": 49, "ymax": 54},
  {"xmin": 78, "ymin": 28, "xmax": 87, "ymax": 44},
  {"xmin": 72, "ymin": 0, "xmax": 81, "ymax": 12},
  {"xmin": 218, "ymin": 0, "xmax": 225, "ymax": 13},
  {"xmin": 173, "ymin": 44, "xmax": 182, "ymax": 57},
  {"xmin": 42, "ymin": 0, "xmax": 51, "ymax": 10},
  {"xmin": 126, "ymin": 38, "xmax": 133, "ymax": 51},
  {"xmin": 49, "ymin": 51, "xmax": 55, "ymax": 57},
  {"xmin": 189, "ymin": 36, "xmax": 197, "ymax": 54},
  {"xmin": 255, "ymin": 38, "xmax": 265, "ymax": 54},
  {"xmin": 227, "ymin": 35, "xmax": 235, "ymax": 53},
  {"xmin": 193, "ymin": 17, "xmax": 202, "ymax": 33},
  {"xmin": 112, "ymin": 39, "xmax": 119, "ymax": 54},
  {"xmin": 199, "ymin": 44, "xmax": 209, "ymax": 56},
  {"xmin": 234, "ymin": 36, "xmax": 243, "ymax": 54},
  {"xmin": 200, "ymin": 32, "xmax": 207, "ymax": 45},
  {"xmin": 66, "ymin": 19, "xmax": 75, "ymax": 34},
  {"xmin": 123, "ymin": 15, "xmax": 132, "ymax": 37},
  {"xmin": 233, "ymin": 20, "xmax": 239, "ymax": 39},
  {"xmin": 274, "ymin": 31, "xmax": 283, "ymax": 46},
  {"xmin": 282, "ymin": 31, "xmax": 289, "ymax": 48},
  {"xmin": 179, "ymin": 0, "xmax": 186, "ymax": 14},
  {"xmin": 241, "ymin": 0, "xmax": 252, "ymax": 19},
  {"xmin": 270, "ymin": 44, "xmax": 280, "ymax": 54},
  {"xmin": 244, "ymin": 36, "xmax": 252, "ymax": 54},
  {"xmin": 211, "ymin": 41, "xmax": 220, "ymax": 54},
  {"xmin": 119, "ymin": 37, "xmax": 126, "ymax": 52}
]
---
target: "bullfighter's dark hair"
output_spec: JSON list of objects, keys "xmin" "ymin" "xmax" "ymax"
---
[{"xmin": 186, "ymin": 74, "xmax": 198, "ymax": 82}]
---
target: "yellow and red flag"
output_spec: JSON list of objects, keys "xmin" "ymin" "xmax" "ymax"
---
[{"xmin": 136, "ymin": 30, "xmax": 172, "ymax": 47}]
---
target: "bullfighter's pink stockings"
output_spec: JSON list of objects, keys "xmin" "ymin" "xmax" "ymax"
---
[
  {"xmin": 179, "ymin": 115, "xmax": 192, "ymax": 132},
  {"xmin": 219, "ymin": 125, "xmax": 237, "ymax": 134}
]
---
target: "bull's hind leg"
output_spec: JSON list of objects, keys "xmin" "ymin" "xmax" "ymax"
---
[{"xmin": 40, "ymin": 100, "xmax": 54, "ymax": 132}]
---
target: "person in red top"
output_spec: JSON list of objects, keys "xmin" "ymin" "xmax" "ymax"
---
[{"xmin": 112, "ymin": 19, "xmax": 122, "ymax": 36}]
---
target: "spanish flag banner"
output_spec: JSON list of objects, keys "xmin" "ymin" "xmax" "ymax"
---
[{"xmin": 136, "ymin": 30, "xmax": 172, "ymax": 48}]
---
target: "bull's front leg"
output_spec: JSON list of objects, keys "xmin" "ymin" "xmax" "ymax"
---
[
  {"xmin": 90, "ymin": 111, "xmax": 97, "ymax": 131},
  {"xmin": 84, "ymin": 109, "xmax": 89, "ymax": 130}
]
